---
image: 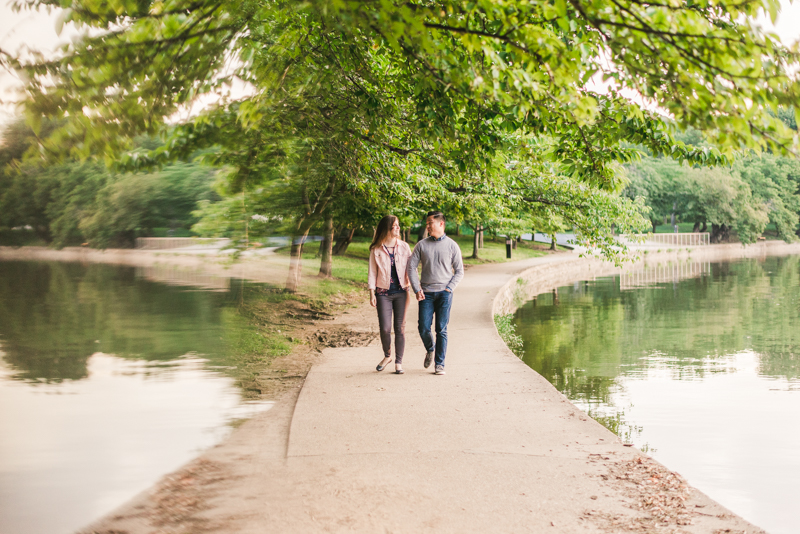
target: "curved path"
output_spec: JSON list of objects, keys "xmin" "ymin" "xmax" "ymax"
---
[{"xmin": 82, "ymin": 248, "xmax": 776, "ymax": 534}]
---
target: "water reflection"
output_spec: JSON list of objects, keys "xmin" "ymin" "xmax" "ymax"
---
[
  {"xmin": 0, "ymin": 261, "xmax": 271, "ymax": 534},
  {"xmin": 514, "ymin": 255, "xmax": 800, "ymax": 534}
]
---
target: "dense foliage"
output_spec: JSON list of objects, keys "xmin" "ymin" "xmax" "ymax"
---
[
  {"xmin": 625, "ymin": 153, "xmax": 800, "ymax": 243},
  {"xmin": 0, "ymin": 120, "xmax": 218, "ymax": 247},
  {"xmin": 4, "ymin": 0, "xmax": 800, "ymax": 284}
]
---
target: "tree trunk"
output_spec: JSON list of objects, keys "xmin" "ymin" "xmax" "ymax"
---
[
  {"xmin": 418, "ymin": 224, "xmax": 428, "ymax": 242},
  {"xmin": 403, "ymin": 228, "xmax": 410, "ymax": 242},
  {"xmin": 550, "ymin": 234, "xmax": 557, "ymax": 251},
  {"xmin": 692, "ymin": 221, "xmax": 701, "ymax": 233},
  {"xmin": 652, "ymin": 220, "xmax": 658, "ymax": 234},
  {"xmin": 286, "ymin": 174, "xmax": 340, "ymax": 291},
  {"xmin": 332, "ymin": 227, "xmax": 355, "ymax": 255},
  {"xmin": 479, "ymin": 226, "xmax": 484, "ymax": 248},
  {"xmin": 701, "ymin": 221, "xmax": 707, "ymax": 232},
  {"xmin": 319, "ymin": 215, "xmax": 334, "ymax": 278},
  {"xmin": 286, "ymin": 219, "xmax": 314, "ymax": 292},
  {"xmin": 454, "ymin": 223, "xmax": 460, "ymax": 236},
  {"xmin": 286, "ymin": 239, "xmax": 305, "ymax": 293},
  {"xmin": 470, "ymin": 224, "xmax": 480, "ymax": 259},
  {"xmin": 710, "ymin": 223, "xmax": 729, "ymax": 243}
]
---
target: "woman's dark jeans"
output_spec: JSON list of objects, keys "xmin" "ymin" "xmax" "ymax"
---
[
  {"xmin": 417, "ymin": 290, "xmax": 453, "ymax": 367},
  {"xmin": 376, "ymin": 291, "xmax": 407, "ymax": 363}
]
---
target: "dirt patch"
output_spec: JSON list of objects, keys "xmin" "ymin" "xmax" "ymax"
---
[
  {"xmin": 585, "ymin": 456, "xmax": 693, "ymax": 533},
  {"xmin": 227, "ymin": 288, "xmax": 375, "ymax": 401},
  {"xmin": 150, "ymin": 459, "xmax": 229, "ymax": 533},
  {"xmin": 313, "ymin": 329, "xmax": 375, "ymax": 348},
  {"xmin": 85, "ymin": 458, "xmax": 232, "ymax": 534}
]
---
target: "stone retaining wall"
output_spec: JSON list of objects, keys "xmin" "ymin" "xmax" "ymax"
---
[{"xmin": 493, "ymin": 240, "xmax": 800, "ymax": 316}]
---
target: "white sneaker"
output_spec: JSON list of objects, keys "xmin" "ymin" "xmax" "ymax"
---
[{"xmin": 434, "ymin": 365, "xmax": 445, "ymax": 375}]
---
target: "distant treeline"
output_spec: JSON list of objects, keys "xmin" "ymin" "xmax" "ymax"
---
[
  {"xmin": 624, "ymin": 127, "xmax": 800, "ymax": 243},
  {"xmin": 0, "ymin": 119, "xmax": 218, "ymax": 248},
  {"xmin": 4, "ymin": 116, "xmax": 800, "ymax": 251}
]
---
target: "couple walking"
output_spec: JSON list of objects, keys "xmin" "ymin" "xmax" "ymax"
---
[{"xmin": 367, "ymin": 211, "xmax": 464, "ymax": 375}]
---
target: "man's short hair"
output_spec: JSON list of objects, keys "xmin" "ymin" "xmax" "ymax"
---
[{"xmin": 426, "ymin": 210, "xmax": 446, "ymax": 223}]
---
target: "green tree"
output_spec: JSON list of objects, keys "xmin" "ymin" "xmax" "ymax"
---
[
  {"xmin": 735, "ymin": 154, "xmax": 800, "ymax": 240},
  {"xmin": 626, "ymin": 154, "xmax": 800, "ymax": 243},
  {"xmin": 7, "ymin": 0, "xmax": 800, "ymax": 278},
  {"xmin": 1, "ymin": 120, "xmax": 218, "ymax": 247}
]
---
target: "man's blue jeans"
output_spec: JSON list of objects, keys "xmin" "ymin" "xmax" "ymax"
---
[{"xmin": 418, "ymin": 290, "xmax": 453, "ymax": 367}]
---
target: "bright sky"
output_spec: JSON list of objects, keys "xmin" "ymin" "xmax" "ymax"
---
[{"xmin": 1, "ymin": 1, "xmax": 800, "ymax": 127}]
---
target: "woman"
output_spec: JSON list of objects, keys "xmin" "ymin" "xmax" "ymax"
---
[{"xmin": 368, "ymin": 215, "xmax": 412, "ymax": 374}]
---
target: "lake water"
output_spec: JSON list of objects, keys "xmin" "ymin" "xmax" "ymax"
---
[
  {"xmin": 513, "ymin": 255, "xmax": 800, "ymax": 534},
  {"xmin": 0, "ymin": 261, "xmax": 272, "ymax": 534}
]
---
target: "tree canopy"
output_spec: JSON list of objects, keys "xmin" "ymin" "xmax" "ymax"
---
[{"xmin": 5, "ymin": 0, "xmax": 800, "ymax": 272}]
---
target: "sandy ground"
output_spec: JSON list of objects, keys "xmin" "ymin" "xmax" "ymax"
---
[
  {"xmin": 5, "ymin": 242, "xmax": 796, "ymax": 533},
  {"xmin": 0, "ymin": 245, "xmax": 294, "ymax": 288}
]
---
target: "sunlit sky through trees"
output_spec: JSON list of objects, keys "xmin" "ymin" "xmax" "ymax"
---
[{"xmin": 2, "ymin": 0, "xmax": 800, "ymax": 129}]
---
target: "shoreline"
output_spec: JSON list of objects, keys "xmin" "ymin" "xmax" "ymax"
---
[
  {"xmin": 494, "ymin": 240, "xmax": 800, "ymax": 315},
  {"xmin": 0, "ymin": 245, "xmax": 293, "ymax": 286},
  {"xmin": 4, "ymin": 243, "xmax": 793, "ymax": 533}
]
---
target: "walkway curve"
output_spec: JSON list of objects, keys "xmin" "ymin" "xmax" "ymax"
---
[
  {"xmin": 277, "ymin": 250, "xmax": 764, "ymax": 533},
  {"xmin": 78, "ymin": 245, "xmax": 791, "ymax": 534}
]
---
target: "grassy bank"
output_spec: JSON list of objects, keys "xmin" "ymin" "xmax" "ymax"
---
[{"xmin": 220, "ymin": 277, "xmax": 365, "ymax": 400}]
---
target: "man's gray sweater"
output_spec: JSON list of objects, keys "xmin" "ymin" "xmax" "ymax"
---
[{"xmin": 407, "ymin": 235, "xmax": 464, "ymax": 293}]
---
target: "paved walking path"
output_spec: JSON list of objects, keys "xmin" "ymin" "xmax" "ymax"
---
[{"xmin": 82, "ymin": 249, "xmax": 777, "ymax": 534}]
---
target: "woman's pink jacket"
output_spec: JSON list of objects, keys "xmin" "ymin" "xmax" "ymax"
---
[{"xmin": 368, "ymin": 240, "xmax": 412, "ymax": 291}]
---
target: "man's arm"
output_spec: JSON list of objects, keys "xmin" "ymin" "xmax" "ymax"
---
[
  {"xmin": 446, "ymin": 241, "xmax": 464, "ymax": 292},
  {"xmin": 407, "ymin": 242, "xmax": 422, "ymax": 294}
]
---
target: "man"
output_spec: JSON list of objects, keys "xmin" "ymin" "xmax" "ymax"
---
[{"xmin": 407, "ymin": 211, "xmax": 464, "ymax": 375}]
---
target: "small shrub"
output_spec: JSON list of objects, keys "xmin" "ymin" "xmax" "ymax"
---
[{"xmin": 494, "ymin": 314, "xmax": 524, "ymax": 357}]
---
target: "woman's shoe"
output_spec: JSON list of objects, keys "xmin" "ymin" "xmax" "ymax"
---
[
  {"xmin": 376, "ymin": 357, "xmax": 392, "ymax": 371},
  {"xmin": 394, "ymin": 366, "xmax": 404, "ymax": 374}
]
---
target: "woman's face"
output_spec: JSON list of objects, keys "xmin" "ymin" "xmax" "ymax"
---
[{"xmin": 390, "ymin": 220, "xmax": 401, "ymax": 238}]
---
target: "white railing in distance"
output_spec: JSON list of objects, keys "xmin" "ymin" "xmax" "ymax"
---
[{"xmin": 623, "ymin": 232, "xmax": 710, "ymax": 247}]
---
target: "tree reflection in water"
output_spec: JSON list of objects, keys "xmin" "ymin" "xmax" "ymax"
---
[
  {"xmin": 0, "ymin": 261, "xmax": 258, "ymax": 383},
  {"xmin": 514, "ymin": 255, "xmax": 800, "ymax": 437}
]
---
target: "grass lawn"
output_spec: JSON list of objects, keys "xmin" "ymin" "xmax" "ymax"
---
[
  {"xmin": 449, "ymin": 235, "xmax": 550, "ymax": 265},
  {"xmin": 272, "ymin": 234, "xmax": 551, "ymax": 286},
  {"xmin": 653, "ymin": 223, "xmax": 698, "ymax": 233}
]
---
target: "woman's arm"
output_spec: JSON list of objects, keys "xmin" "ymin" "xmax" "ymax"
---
[
  {"xmin": 367, "ymin": 248, "xmax": 378, "ymax": 290},
  {"xmin": 368, "ymin": 248, "xmax": 378, "ymax": 307}
]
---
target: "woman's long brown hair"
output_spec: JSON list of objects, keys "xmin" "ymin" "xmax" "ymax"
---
[{"xmin": 369, "ymin": 215, "xmax": 400, "ymax": 251}]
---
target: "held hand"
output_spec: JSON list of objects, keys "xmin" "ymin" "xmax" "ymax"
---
[
  {"xmin": 416, "ymin": 290, "xmax": 425, "ymax": 301},
  {"xmin": 370, "ymin": 294, "xmax": 377, "ymax": 307}
]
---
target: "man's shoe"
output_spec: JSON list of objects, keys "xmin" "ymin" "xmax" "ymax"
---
[
  {"xmin": 424, "ymin": 351, "xmax": 434, "ymax": 368},
  {"xmin": 434, "ymin": 365, "xmax": 445, "ymax": 375}
]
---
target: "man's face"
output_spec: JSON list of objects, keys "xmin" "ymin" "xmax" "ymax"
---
[{"xmin": 426, "ymin": 216, "xmax": 445, "ymax": 237}]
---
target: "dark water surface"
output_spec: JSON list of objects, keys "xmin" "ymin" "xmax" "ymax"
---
[
  {"xmin": 0, "ymin": 261, "xmax": 271, "ymax": 534},
  {"xmin": 514, "ymin": 256, "xmax": 800, "ymax": 534}
]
